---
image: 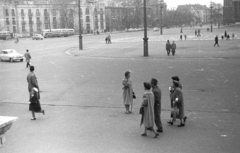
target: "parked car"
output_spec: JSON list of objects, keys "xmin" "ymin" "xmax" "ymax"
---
[
  {"xmin": 32, "ymin": 34, "xmax": 44, "ymax": 40},
  {"xmin": 0, "ymin": 49, "xmax": 24, "ymax": 62},
  {"xmin": 153, "ymin": 27, "xmax": 159, "ymax": 31}
]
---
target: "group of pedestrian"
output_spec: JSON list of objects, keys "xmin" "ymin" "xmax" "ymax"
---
[
  {"xmin": 166, "ymin": 40, "xmax": 177, "ymax": 56},
  {"xmin": 105, "ymin": 34, "xmax": 111, "ymax": 44},
  {"xmin": 122, "ymin": 71, "xmax": 187, "ymax": 138},
  {"xmin": 195, "ymin": 29, "xmax": 201, "ymax": 37}
]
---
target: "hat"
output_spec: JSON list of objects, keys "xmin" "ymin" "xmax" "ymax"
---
[
  {"xmin": 33, "ymin": 87, "xmax": 38, "ymax": 92},
  {"xmin": 172, "ymin": 76, "xmax": 180, "ymax": 81},
  {"xmin": 151, "ymin": 78, "xmax": 158, "ymax": 85}
]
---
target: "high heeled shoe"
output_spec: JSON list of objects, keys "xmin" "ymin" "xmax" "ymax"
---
[
  {"xmin": 154, "ymin": 133, "xmax": 159, "ymax": 138},
  {"xmin": 141, "ymin": 133, "xmax": 147, "ymax": 136},
  {"xmin": 177, "ymin": 123, "xmax": 185, "ymax": 127},
  {"xmin": 183, "ymin": 117, "xmax": 187, "ymax": 124},
  {"xmin": 167, "ymin": 121, "xmax": 173, "ymax": 125}
]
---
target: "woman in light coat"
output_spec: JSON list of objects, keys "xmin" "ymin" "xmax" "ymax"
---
[
  {"xmin": 122, "ymin": 71, "xmax": 133, "ymax": 114},
  {"xmin": 140, "ymin": 82, "xmax": 159, "ymax": 138}
]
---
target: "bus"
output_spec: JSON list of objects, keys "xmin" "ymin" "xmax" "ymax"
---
[
  {"xmin": 0, "ymin": 31, "xmax": 13, "ymax": 40},
  {"xmin": 42, "ymin": 29, "xmax": 75, "ymax": 38}
]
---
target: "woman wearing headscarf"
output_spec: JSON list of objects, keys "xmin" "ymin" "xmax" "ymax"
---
[
  {"xmin": 140, "ymin": 82, "xmax": 159, "ymax": 138},
  {"xmin": 168, "ymin": 76, "xmax": 186, "ymax": 126},
  {"xmin": 122, "ymin": 71, "xmax": 133, "ymax": 114},
  {"xmin": 29, "ymin": 87, "xmax": 45, "ymax": 120}
]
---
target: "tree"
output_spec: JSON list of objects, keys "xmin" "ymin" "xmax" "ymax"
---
[{"xmin": 51, "ymin": 0, "xmax": 77, "ymax": 29}]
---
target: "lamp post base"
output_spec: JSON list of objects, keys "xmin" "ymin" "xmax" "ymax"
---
[
  {"xmin": 143, "ymin": 37, "xmax": 149, "ymax": 57},
  {"xmin": 79, "ymin": 35, "xmax": 83, "ymax": 50}
]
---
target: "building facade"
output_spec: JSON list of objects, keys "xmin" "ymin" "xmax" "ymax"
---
[{"xmin": 0, "ymin": 0, "xmax": 106, "ymax": 35}]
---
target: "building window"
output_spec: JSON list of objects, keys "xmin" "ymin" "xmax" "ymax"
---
[
  {"xmin": 12, "ymin": 18, "xmax": 16, "ymax": 25},
  {"xmin": 53, "ymin": 24, "xmax": 57, "ymax": 29},
  {"xmin": 37, "ymin": 24, "xmax": 41, "ymax": 33},
  {"xmin": 86, "ymin": 24, "xmax": 90, "ymax": 32},
  {"xmin": 36, "ymin": 9, "xmax": 40, "ymax": 16},
  {"xmin": 13, "ymin": 26, "xmax": 16, "ymax": 33},
  {"xmin": 100, "ymin": 8, "xmax": 103, "ymax": 14},
  {"xmin": 95, "ymin": 15, "xmax": 98, "ymax": 29},
  {"xmin": 28, "ymin": 9, "xmax": 32, "ymax": 16},
  {"xmin": 12, "ymin": 9, "xmax": 15, "ymax": 16},
  {"xmin": 45, "ymin": 17, "xmax": 48, "ymax": 23},
  {"xmin": 86, "ymin": 8, "xmax": 89, "ymax": 15},
  {"xmin": 52, "ymin": 9, "xmax": 57, "ymax": 16},
  {"xmin": 29, "ymin": 17, "xmax": 33, "ymax": 24},
  {"xmin": 86, "ymin": 16, "xmax": 90, "ymax": 22},
  {"xmin": 6, "ymin": 18, "xmax": 10, "ymax": 25},
  {"xmin": 22, "ymin": 25, "xmax": 26, "ymax": 32},
  {"xmin": 45, "ymin": 24, "xmax": 49, "ymax": 29},
  {"xmin": 44, "ymin": 9, "xmax": 48, "ymax": 16},
  {"xmin": 5, "ymin": 9, "xmax": 9, "ymax": 16},
  {"xmin": 21, "ymin": 9, "xmax": 24, "ymax": 16}
]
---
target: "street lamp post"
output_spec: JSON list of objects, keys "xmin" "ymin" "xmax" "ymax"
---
[
  {"xmin": 78, "ymin": 0, "xmax": 83, "ymax": 50},
  {"xmin": 159, "ymin": 0, "xmax": 164, "ymax": 35},
  {"xmin": 210, "ymin": 2, "xmax": 213, "ymax": 32},
  {"xmin": 143, "ymin": 0, "xmax": 148, "ymax": 56}
]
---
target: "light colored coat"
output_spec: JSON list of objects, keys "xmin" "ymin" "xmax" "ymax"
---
[
  {"xmin": 122, "ymin": 78, "xmax": 133, "ymax": 105},
  {"xmin": 24, "ymin": 52, "xmax": 31, "ymax": 62},
  {"xmin": 142, "ymin": 91, "xmax": 155, "ymax": 128},
  {"xmin": 171, "ymin": 87, "xmax": 184, "ymax": 119},
  {"xmin": 27, "ymin": 72, "xmax": 40, "ymax": 99}
]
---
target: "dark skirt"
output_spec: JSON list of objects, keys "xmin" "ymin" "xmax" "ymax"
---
[{"xmin": 29, "ymin": 97, "xmax": 42, "ymax": 112}]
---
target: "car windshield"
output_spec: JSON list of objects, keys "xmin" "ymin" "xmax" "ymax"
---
[{"xmin": 8, "ymin": 50, "xmax": 17, "ymax": 54}]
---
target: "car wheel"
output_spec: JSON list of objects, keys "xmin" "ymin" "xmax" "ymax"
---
[
  {"xmin": 10, "ymin": 58, "xmax": 13, "ymax": 62},
  {"xmin": 20, "ymin": 59, "xmax": 23, "ymax": 62}
]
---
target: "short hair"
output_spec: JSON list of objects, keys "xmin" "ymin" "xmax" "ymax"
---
[
  {"xmin": 26, "ymin": 49, "xmax": 29, "ymax": 52},
  {"xmin": 151, "ymin": 78, "xmax": 158, "ymax": 86},
  {"xmin": 124, "ymin": 71, "xmax": 130, "ymax": 77},
  {"xmin": 30, "ymin": 66, "xmax": 34, "ymax": 71},
  {"xmin": 144, "ymin": 82, "xmax": 151, "ymax": 90}
]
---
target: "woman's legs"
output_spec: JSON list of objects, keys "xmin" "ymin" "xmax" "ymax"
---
[
  {"xmin": 141, "ymin": 127, "xmax": 147, "ymax": 136},
  {"xmin": 125, "ymin": 105, "xmax": 130, "ymax": 113},
  {"xmin": 31, "ymin": 111, "xmax": 36, "ymax": 120}
]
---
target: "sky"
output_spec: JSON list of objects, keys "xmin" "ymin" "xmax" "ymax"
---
[{"xmin": 165, "ymin": 0, "xmax": 223, "ymax": 9}]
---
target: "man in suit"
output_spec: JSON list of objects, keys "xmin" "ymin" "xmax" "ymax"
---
[
  {"xmin": 24, "ymin": 49, "xmax": 31, "ymax": 68},
  {"xmin": 151, "ymin": 78, "xmax": 163, "ymax": 133},
  {"xmin": 27, "ymin": 66, "xmax": 40, "ymax": 101}
]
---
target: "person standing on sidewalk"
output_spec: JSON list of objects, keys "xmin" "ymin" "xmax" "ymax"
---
[
  {"xmin": 108, "ymin": 34, "xmax": 111, "ymax": 44},
  {"xmin": 214, "ymin": 35, "xmax": 219, "ymax": 47},
  {"xmin": 140, "ymin": 82, "xmax": 159, "ymax": 138},
  {"xmin": 24, "ymin": 49, "xmax": 31, "ymax": 68},
  {"xmin": 27, "ymin": 66, "xmax": 40, "ymax": 102},
  {"xmin": 29, "ymin": 87, "xmax": 45, "ymax": 120},
  {"xmin": 166, "ymin": 40, "xmax": 171, "ymax": 55},
  {"xmin": 122, "ymin": 71, "xmax": 133, "ymax": 114},
  {"xmin": 151, "ymin": 78, "xmax": 163, "ymax": 133},
  {"xmin": 171, "ymin": 41, "xmax": 177, "ymax": 55}
]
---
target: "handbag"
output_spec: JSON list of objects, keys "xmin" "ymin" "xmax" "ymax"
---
[{"xmin": 133, "ymin": 92, "xmax": 136, "ymax": 99}]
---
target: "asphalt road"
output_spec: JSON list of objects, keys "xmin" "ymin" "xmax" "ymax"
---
[{"xmin": 0, "ymin": 25, "xmax": 240, "ymax": 153}]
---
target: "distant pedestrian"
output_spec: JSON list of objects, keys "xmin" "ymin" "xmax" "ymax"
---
[
  {"xmin": 108, "ymin": 34, "xmax": 111, "ymax": 44},
  {"xmin": 180, "ymin": 28, "xmax": 183, "ymax": 33},
  {"xmin": 140, "ymin": 82, "xmax": 159, "ymax": 138},
  {"xmin": 195, "ymin": 29, "xmax": 197, "ymax": 36},
  {"xmin": 168, "ymin": 78, "xmax": 186, "ymax": 127},
  {"xmin": 151, "ymin": 78, "xmax": 163, "ymax": 133},
  {"xmin": 180, "ymin": 35, "xmax": 182, "ymax": 40},
  {"xmin": 24, "ymin": 49, "xmax": 31, "ymax": 68},
  {"xmin": 197, "ymin": 29, "xmax": 201, "ymax": 37},
  {"xmin": 221, "ymin": 35, "xmax": 224, "ymax": 40},
  {"xmin": 27, "ymin": 66, "xmax": 40, "ymax": 103},
  {"xmin": 105, "ymin": 36, "xmax": 108, "ymax": 44},
  {"xmin": 29, "ymin": 87, "xmax": 45, "ymax": 120},
  {"xmin": 224, "ymin": 31, "xmax": 227, "ymax": 38},
  {"xmin": 184, "ymin": 35, "xmax": 187, "ymax": 40},
  {"xmin": 166, "ymin": 40, "xmax": 171, "ymax": 55},
  {"xmin": 171, "ymin": 41, "xmax": 176, "ymax": 55},
  {"xmin": 232, "ymin": 33, "xmax": 235, "ymax": 39},
  {"xmin": 14, "ymin": 35, "xmax": 19, "ymax": 43},
  {"xmin": 214, "ymin": 35, "xmax": 219, "ymax": 47},
  {"xmin": 227, "ymin": 34, "xmax": 230, "ymax": 40},
  {"xmin": 122, "ymin": 71, "xmax": 133, "ymax": 114}
]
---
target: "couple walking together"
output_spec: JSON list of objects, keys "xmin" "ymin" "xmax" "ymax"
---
[{"xmin": 166, "ymin": 40, "xmax": 177, "ymax": 56}]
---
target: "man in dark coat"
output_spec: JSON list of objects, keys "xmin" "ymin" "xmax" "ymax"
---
[
  {"xmin": 214, "ymin": 35, "xmax": 219, "ymax": 47},
  {"xmin": 166, "ymin": 40, "xmax": 171, "ymax": 55},
  {"xmin": 151, "ymin": 78, "xmax": 163, "ymax": 132},
  {"xmin": 27, "ymin": 66, "xmax": 40, "ymax": 101}
]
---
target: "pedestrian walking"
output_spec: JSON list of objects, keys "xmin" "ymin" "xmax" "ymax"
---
[
  {"xmin": 227, "ymin": 34, "xmax": 230, "ymax": 40},
  {"xmin": 105, "ymin": 36, "xmax": 108, "ymax": 44},
  {"xmin": 108, "ymin": 34, "xmax": 111, "ymax": 44},
  {"xmin": 184, "ymin": 35, "xmax": 187, "ymax": 40},
  {"xmin": 168, "ymin": 78, "xmax": 186, "ymax": 127},
  {"xmin": 195, "ymin": 29, "xmax": 197, "ymax": 36},
  {"xmin": 180, "ymin": 35, "xmax": 182, "ymax": 40},
  {"xmin": 180, "ymin": 28, "xmax": 183, "ymax": 33},
  {"xmin": 171, "ymin": 41, "xmax": 176, "ymax": 55},
  {"xmin": 224, "ymin": 30, "xmax": 227, "ymax": 38},
  {"xmin": 122, "ymin": 71, "xmax": 133, "ymax": 114},
  {"xmin": 27, "ymin": 66, "xmax": 40, "ymax": 102},
  {"xmin": 197, "ymin": 29, "xmax": 201, "ymax": 37},
  {"xmin": 232, "ymin": 33, "xmax": 235, "ymax": 39},
  {"xmin": 14, "ymin": 35, "xmax": 19, "ymax": 43},
  {"xmin": 214, "ymin": 35, "xmax": 219, "ymax": 47},
  {"xmin": 140, "ymin": 82, "xmax": 159, "ymax": 138},
  {"xmin": 151, "ymin": 78, "xmax": 163, "ymax": 133},
  {"xmin": 24, "ymin": 49, "xmax": 31, "ymax": 68},
  {"xmin": 29, "ymin": 87, "xmax": 45, "ymax": 120},
  {"xmin": 166, "ymin": 40, "xmax": 171, "ymax": 55},
  {"xmin": 221, "ymin": 35, "xmax": 224, "ymax": 40}
]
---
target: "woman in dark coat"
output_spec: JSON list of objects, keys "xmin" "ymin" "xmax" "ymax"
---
[
  {"xmin": 168, "ymin": 77, "xmax": 187, "ymax": 127},
  {"xmin": 29, "ymin": 87, "xmax": 45, "ymax": 120}
]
